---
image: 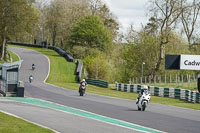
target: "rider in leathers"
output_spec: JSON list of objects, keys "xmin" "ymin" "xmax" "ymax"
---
[
  {"xmin": 136, "ymin": 85, "xmax": 149, "ymax": 104},
  {"xmin": 79, "ymin": 79, "xmax": 87, "ymax": 92}
]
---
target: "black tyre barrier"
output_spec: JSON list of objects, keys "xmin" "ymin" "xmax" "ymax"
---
[
  {"xmin": 86, "ymin": 78, "xmax": 109, "ymax": 88},
  {"xmin": 8, "ymin": 42, "xmax": 74, "ymax": 62},
  {"xmin": 76, "ymin": 59, "xmax": 83, "ymax": 82}
]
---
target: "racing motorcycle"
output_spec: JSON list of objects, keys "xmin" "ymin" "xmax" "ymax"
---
[
  {"xmin": 79, "ymin": 83, "xmax": 86, "ymax": 96},
  {"xmin": 136, "ymin": 90, "xmax": 151, "ymax": 111},
  {"xmin": 29, "ymin": 75, "xmax": 33, "ymax": 83},
  {"xmin": 32, "ymin": 64, "xmax": 35, "ymax": 70}
]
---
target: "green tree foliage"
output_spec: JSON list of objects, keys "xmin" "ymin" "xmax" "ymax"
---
[
  {"xmin": 69, "ymin": 15, "xmax": 113, "ymax": 56},
  {"xmin": 84, "ymin": 54, "xmax": 106, "ymax": 80},
  {"xmin": 0, "ymin": 0, "xmax": 38, "ymax": 60},
  {"xmin": 83, "ymin": 50, "xmax": 114, "ymax": 81},
  {"xmin": 119, "ymin": 26, "xmax": 190, "ymax": 83},
  {"xmin": 39, "ymin": 0, "xmax": 118, "ymax": 49},
  {"xmin": 120, "ymin": 31, "xmax": 160, "ymax": 82},
  {"xmin": 69, "ymin": 15, "xmax": 114, "ymax": 81}
]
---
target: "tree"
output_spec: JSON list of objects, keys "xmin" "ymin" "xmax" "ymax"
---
[
  {"xmin": 33, "ymin": 0, "xmax": 49, "ymax": 44},
  {"xmin": 45, "ymin": 0, "xmax": 62, "ymax": 46},
  {"xmin": 37, "ymin": 0, "xmax": 118, "ymax": 49},
  {"xmin": 121, "ymin": 26, "xmax": 189, "ymax": 82},
  {"xmin": 180, "ymin": 0, "xmax": 200, "ymax": 47},
  {"xmin": 89, "ymin": 0, "xmax": 119, "ymax": 39},
  {"xmin": 69, "ymin": 15, "xmax": 113, "ymax": 56},
  {"xmin": 124, "ymin": 24, "xmax": 137, "ymax": 43},
  {"xmin": 89, "ymin": 0, "xmax": 101, "ymax": 15},
  {"xmin": 43, "ymin": 0, "xmax": 89, "ymax": 47},
  {"xmin": 121, "ymin": 30, "xmax": 160, "ymax": 82},
  {"xmin": 0, "ymin": 0, "xmax": 38, "ymax": 60},
  {"xmin": 83, "ymin": 51, "xmax": 111, "ymax": 80},
  {"xmin": 144, "ymin": 17, "xmax": 159, "ymax": 36},
  {"xmin": 148, "ymin": 0, "xmax": 183, "ymax": 76}
]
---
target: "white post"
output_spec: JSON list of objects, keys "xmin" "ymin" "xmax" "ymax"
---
[{"xmin": 141, "ymin": 62, "xmax": 145, "ymax": 83}]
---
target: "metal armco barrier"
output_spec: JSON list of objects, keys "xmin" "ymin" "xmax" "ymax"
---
[
  {"xmin": 115, "ymin": 82, "xmax": 200, "ymax": 103},
  {"xmin": 86, "ymin": 78, "xmax": 109, "ymax": 88}
]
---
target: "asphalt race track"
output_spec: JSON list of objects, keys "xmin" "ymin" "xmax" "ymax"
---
[{"xmin": 0, "ymin": 47, "xmax": 199, "ymax": 133}]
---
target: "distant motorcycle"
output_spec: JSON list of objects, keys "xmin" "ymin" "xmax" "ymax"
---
[
  {"xmin": 32, "ymin": 64, "xmax": 35, "ymax": 70},
  {"xmin": 79, "ymin": 84, "xmax": 86, "ymax": 96},
  {"xmin": 136, "ymin": 90, "xmax": 151, "ymax": 111},
  {"xmin": 29, "ymin": 75, "xmax": 33, "ymax": 83}
]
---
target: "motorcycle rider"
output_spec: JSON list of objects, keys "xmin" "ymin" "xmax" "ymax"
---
[
  {"xmin": 32, "ymin": 64, "xmax": 35, "ymax": 70},
  {"xmin": 136, "ymin": 85, "xmax": 149, "ymax": 104},
  {"xmin": 29, "ymin": 75, "xmax": 33, "ymax": 83},
  {"xmin": 79, "ymin": 79, "xmax": 87, "ymax": 92}
]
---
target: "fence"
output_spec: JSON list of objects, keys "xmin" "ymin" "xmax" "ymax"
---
[
  {"xmin": 129, "ymin": 74, "xmax": 197, "ymax": 87},
  {"xmin": 86, "ymin": 78, "xmax": 109, "ymax": 88},
  {"xmin": 115, "ymin": 82, "xmax": 200, "ymax": 103}
]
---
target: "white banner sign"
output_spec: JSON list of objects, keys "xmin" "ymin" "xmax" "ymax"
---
[{"xmin": 180, "ymin": 54, "xmax": 200, "ymax": 70}]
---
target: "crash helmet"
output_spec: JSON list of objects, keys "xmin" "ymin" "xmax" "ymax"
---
[
  {"xmin": 82, "ymin": 79, "xmax": 85, "ymax": 82},
  {"xmin": 142, "ymin": 85, "xmax": 148, "ymax": 90}
]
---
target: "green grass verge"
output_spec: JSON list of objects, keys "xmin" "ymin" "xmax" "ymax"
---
[
  {"xmin": 8, "ymin": 50, "xmax": 20, "ymax": 62},
  {"xmin": 0, "ymin": 60, "xmax": 4, "ymax": 64},
  {"xmin": 8, "ymin": 45, "xmax": 200, "ymax": 110},
  {"xmin": 0, "ymin": 50, "xmax": 20, "ymax": 64},
  {"xmin": 0, "ymin": 112, "xmax": 54, "ymax": 133}
]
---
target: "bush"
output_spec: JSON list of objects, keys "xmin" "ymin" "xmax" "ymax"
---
[{"xmin": 83, "ymin": 52, "xmax": 114, "ymax": 82}]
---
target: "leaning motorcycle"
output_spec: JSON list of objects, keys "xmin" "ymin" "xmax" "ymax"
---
[
  {"xmin": 79, "ymin": 84, "xmax": 86, "ymax": 96},
  {"xmin": 136, "ymin": 90, "xmax": 151, "ymax": 111},
  {"xmin": 29, "ymin": 75, "xmax": 33, "ymax": 83},
  {"xmin": 32, "ymin": 65, "xmax": 35, "ymax": 70}
]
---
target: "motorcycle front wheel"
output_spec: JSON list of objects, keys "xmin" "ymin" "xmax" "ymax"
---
[
  {"xmin": 142, "ymin": 102, "xmax": 146, "ymax": 111},
  {"xmin": 79, "ymin": 91, "xmax": 83, "ymax": 96},
  {"xmin": 137, "ymin": 106, "xmax": 141, "ymax": 111},
  {"xmin": 79, "ymin": 90, "xmax": 84, "ymax": 96}
]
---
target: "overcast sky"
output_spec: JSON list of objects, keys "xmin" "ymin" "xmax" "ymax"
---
[{"xmin": 103, "ymin": 0, "xmax": 149, "ymax": 33}]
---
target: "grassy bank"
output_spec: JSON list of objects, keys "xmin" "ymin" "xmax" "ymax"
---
[
  {"xmin": 0, "ymin": 112, "xmax": 54, "ymax": 133},
  {"xmin": 8, "ymin": 45, "xmax": 200, "ymax": 110},
  {"xmin": 8, "ymin": 50, "xmax": 20, "ymax": 62},
  {"xmin": 0, "ymin": 50, "xmax": 19, "ymax": 64}
]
